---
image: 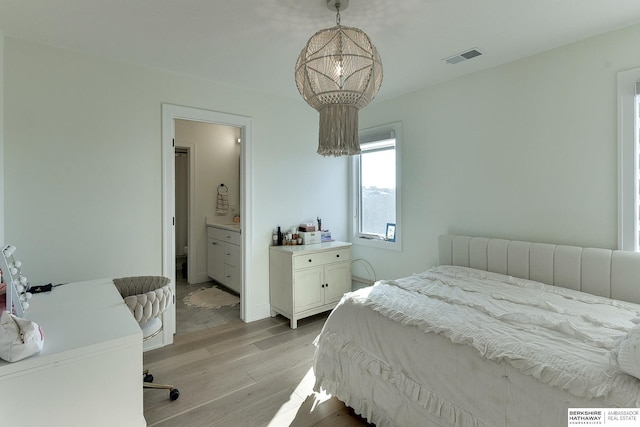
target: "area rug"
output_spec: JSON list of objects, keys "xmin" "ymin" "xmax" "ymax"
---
[{"xmin": 183, "ymin": 286, "xmax": 240, "ymax": 309}]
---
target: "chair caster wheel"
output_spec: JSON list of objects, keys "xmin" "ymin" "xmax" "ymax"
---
[
  {"xmin": 144, "ymin": 374, "xmax": 154, "ymax": 383},
  {"xmin": 170, "ymin": 388, "xmax": 180, "ymax": 401}
]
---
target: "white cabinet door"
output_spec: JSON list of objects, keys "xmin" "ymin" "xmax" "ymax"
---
[
  {"xmin": 294, "ymin": 267, "xmax": 324, "ymax": 312},
  {"xmin": 323, "ymin": 262, "xmax": 351, "ymax": 305}
]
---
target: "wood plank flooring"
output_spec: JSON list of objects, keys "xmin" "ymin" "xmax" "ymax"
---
[{"xmin": 143, "ymin": 313, "xmax": 373, "ymax": 427}]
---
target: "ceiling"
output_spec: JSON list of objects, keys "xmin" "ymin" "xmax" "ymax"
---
[{"xmin": 2, "ymin": 0, "xmax": 640, "ymax": 103}]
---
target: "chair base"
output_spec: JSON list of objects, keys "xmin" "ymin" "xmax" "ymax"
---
[{"xmin": 143, "ymin": 370, "xmax": 180, "ymax": 401}]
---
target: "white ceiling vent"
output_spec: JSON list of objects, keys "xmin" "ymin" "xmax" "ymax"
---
[{"xmin": 443, "ymin": 48, "xmax": 483, "ymax": 65}]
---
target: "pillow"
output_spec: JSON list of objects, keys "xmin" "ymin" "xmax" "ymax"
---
[{"xmin": 618, "ymin": 326, "xmax": 640, "ymax": 379}]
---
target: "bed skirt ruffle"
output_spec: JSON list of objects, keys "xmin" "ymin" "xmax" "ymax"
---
[{"xmin": 314, "ymin": 331, "xmax": 486, "ymax": 427}]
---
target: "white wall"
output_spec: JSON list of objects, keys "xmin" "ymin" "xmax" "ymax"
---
[
  {"xmin": 8, "ymin": 21, "xmax": 639, "ymax": 320},
  {"xmin": 3, "ymin": 37, "xmax": 348, "ymax": 321},
  {"xmin": 175, "ymin": 120, "xmax": 240, "ymax": 223},
  {"xmin": 0, "ymin": 32, "xmax": 4, "ymax": 247},
  {"xmin": 355, "ymin": 22, "xmax": 640, "ymax": 281}
]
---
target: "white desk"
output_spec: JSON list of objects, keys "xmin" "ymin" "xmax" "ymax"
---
[{"xmin": 0, "ymin": 278, "xmax": 145, "ymax": 426}]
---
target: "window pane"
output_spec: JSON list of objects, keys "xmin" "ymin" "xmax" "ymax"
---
[
  {"xmin": 616, "ymin": 70, "xmax": 639, "ymax": 251},
  {"xmin": 636, "ymin": 93, "xmax": 640, "ymax": 251},
  {"xmin": 360, "ymin": 147, "xmax": 395, "ymax": 236}
]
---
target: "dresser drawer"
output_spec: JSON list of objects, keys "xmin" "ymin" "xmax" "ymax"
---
[
  {"xmin": 293, "ymin": 248, "xmax": 351, "ymax": 270},
  {"xmin": 207, "ymin": 226, "xmax": 241, "ymax": 245}
]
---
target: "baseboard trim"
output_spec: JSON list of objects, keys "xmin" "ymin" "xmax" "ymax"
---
[
  {"xmin": 245, "ymin": 303, "xmax": 272, "ymax": 323},
  {"xmin": 185, "ymin": 272, "xmax": 210, "ymax": 285}
]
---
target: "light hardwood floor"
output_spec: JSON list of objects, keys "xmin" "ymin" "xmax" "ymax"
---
[{"xmin": 143, "ymin": 312, "xmax": 373, "ymax": 427}]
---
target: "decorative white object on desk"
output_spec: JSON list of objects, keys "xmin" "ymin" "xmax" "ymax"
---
[
  {"xmin": 0, "ymin": 310, "xmax": 44, "ymax": 362},
  {"xmin": 0, "ymin": 244, "xmax": 32, "ymax": 316}
]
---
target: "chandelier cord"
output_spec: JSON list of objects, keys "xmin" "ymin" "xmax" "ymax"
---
[{"xmin": 335, "ymin": 3, "xmax": 341, "ymax": 25}]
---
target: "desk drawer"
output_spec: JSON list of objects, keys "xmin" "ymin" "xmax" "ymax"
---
[{"xmin": 293, "ymin": 248, "xmax": 351, "ymax": 270}]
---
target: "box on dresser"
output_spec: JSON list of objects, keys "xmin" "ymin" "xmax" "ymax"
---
[
  {"xmin": 298, "ymin": 224, "xmax": 316, "ymax": 232},
  {"xmin": 300, "ymin": 231, "xmax": 321, "ymax": 245}
]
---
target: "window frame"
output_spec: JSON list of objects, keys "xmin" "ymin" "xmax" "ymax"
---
[
  {"xmin": 617, "ymin": 68, "xmax": 640, "ymax": 251},
  {"xmin": 349, "ymin": 122, "xmax": 402, "ymax": 251}
]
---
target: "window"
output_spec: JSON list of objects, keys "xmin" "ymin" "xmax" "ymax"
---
[
  {"xmin": 350, "ymin": 122, "xmax": 401, "ymax": 250},
  {"xmin": 618, "ymin": 69, "xmax": 640, "ymax": 251}
]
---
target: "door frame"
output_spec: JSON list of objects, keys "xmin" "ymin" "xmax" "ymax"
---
[
  {"xmin": 174, "ymin": 143, "xmax": 195, "ymax": 283},
  {"xmin": 161, "ymin": 103, "xmax": 253, "ymax": 346}
]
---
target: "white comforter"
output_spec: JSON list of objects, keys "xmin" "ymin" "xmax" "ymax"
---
[{"xmin": 314, "ymin": 266, "xmax": 640, "ymax": 426}]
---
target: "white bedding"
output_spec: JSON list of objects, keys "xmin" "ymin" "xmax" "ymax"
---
[{"xmin": 313, "ymin": 266, "xmax": 640, "ymax": 427}]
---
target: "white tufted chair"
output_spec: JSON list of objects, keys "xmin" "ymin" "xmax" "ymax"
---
[{"xmin": 113, "ymin": 276, "xmax": 179, "ymax": 401}]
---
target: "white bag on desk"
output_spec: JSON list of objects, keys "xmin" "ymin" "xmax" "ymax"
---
[{"xmin": 0, "ymin": 310, "xmax": 44, "ymax": 362}]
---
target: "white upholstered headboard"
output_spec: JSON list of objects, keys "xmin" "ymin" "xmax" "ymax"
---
[{"xmin": 438, "ymin": 234, "xmax": 640, "ymax": 304}]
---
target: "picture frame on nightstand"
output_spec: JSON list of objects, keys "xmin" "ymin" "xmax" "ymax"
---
[{"xmin": 386, "ymin": 223, "xmax": 396, "ymax": 242}]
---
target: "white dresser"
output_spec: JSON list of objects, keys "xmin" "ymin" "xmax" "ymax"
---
[
  {"xmin": 207, "ymin": 224, "xmax": 241, "ymax": 294},
  {"xmin": 0, "ymin": 278, "xmax": 144, "ymax": 426},
  {"xmin": 269, "ymin": 241, "xmax": 352, "ymax": 328}
]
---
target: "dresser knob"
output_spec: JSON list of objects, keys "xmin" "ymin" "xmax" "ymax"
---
[
  {"xmin": 336, "ymin": 254, "xmax": 340, "ymax": 257},
  {"xmin": 308, "ymin": 259, "xmax": 312, "ymax": 263}
]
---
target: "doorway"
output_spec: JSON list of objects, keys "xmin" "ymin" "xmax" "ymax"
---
[
  {"xmin": 174, "ymin": 146, "xmax": 190, "ymax": 282},
  {"xmin": 160, "ymin": 104, "xmax": 254, "ymax": 348},
  {"xmin": 174, "ymin": 120, "xmax": 242, "ymax": 335}
]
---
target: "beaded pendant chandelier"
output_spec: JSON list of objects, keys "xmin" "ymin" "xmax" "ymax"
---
[{"xmin": 295, "ymin": 0, "xmax": 383, "ymax": 157}]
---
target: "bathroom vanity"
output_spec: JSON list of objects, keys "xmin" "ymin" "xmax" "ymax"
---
[{"xmin": 206, "ymin": 222, "xmax": 241, "ymax": 294}]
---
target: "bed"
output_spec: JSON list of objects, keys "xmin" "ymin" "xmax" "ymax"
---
[{"xmin": 313, "ymin": 234, "xmax": 640, "ymax": 427}]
